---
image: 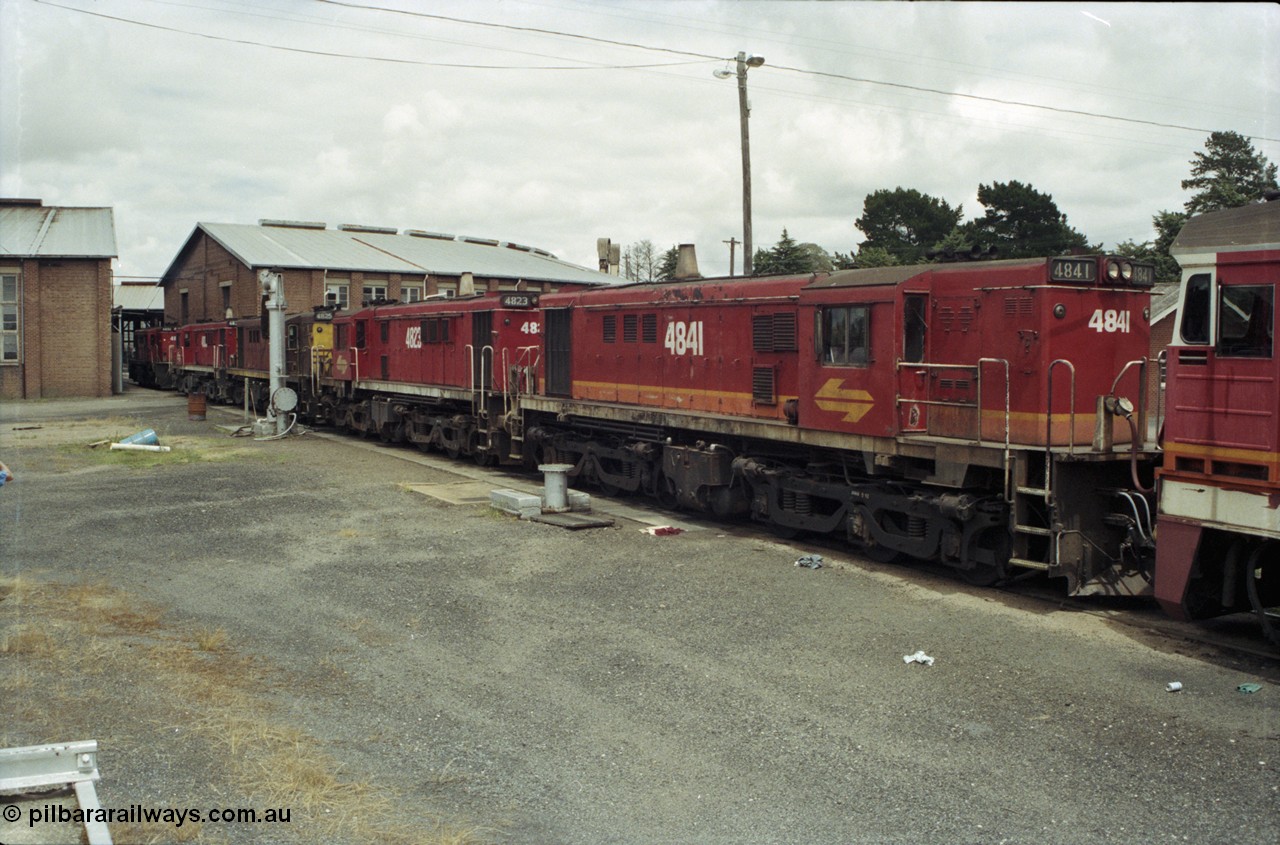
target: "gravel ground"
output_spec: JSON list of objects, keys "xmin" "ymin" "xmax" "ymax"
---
[{"xmin": 1, "ymin": 388, "xmax": 1277, "ymax": 845}]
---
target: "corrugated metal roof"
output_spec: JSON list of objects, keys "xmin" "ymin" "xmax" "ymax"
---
[
  {"xmin": 114, "ymin": 283, "xmax": 164, "ymax": 311},
  {"xmin": 1149, "ymin": 282, "xmax": 1180, "ymax": 324},
  {"xmin": 1171, "ymin": 200, "xmax": 1280, "ymax": 255},
  {"xmin": 0, "ymin": 203, "xmax": 117, "ymax": 258},
  {"xmin": 188, "ymin": 221, "xmax": 617, "ymax": 285}
]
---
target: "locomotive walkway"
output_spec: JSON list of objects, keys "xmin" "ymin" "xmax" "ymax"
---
[{"xmin": 2, "ymin": 388, "xmax": 1277, "ymax": 845}]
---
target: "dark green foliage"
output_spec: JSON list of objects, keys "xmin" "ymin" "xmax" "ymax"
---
[
  {"xmin": 961, "ymin": 180, "xmax": 1091, "ymax": 259},
  {"xmin": 854, "ymin": 188, "xmax": 963, "ymax": 264},
  {"xmin": 1182, "ymin": 130, "xmax": 1278, "ymax": 215}
]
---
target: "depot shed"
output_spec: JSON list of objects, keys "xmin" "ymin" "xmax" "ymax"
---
[
  {"xmin": 0, "ymin": 199, "xmax": 118, "ymax": 399},
  {"xmin": 159, "ymin": 219, "xmax": 619, "ymax": 325}
]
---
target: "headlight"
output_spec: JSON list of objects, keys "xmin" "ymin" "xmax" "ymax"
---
[
  {"xmin": 1120, "ymin": 261, "xmax": 1133, "ymax": 281},
  {"xmin": 1106, "ymin": 260, "xmax": 1121, "ymax": 281}
]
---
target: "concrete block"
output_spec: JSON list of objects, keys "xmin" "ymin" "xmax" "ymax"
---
[
  {"xmin": 490, "ymin": 489, "xmax": 542, "ymax": 519},
  {"xmin": 567, "ymin": 490, "xmax": 592, "ymax": 512}
]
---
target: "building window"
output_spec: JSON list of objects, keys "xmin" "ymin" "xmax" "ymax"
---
[
  {"xmin": 180, "ymin": 290, "xmax": 189, "ymax": 325},
  {"xmin": 220, "ymin": 282, "xmax": 232, "ymax": 317},
  {"xmin": 362, "ymin": 284, "xmax": 387, "ymax": 305},
  {"xmin": 402, "ymin": 284, "xmax": 424, "ymax": 303},
  {"xmin": 326, "ymin": 284, "xmax": 350, "ymax": 309},
  {"xmin": 436, "ymin": 281, "xmax": 458, "ymax": 297},
  {"xmin": 1, "ymin": 271, "xmax": 19, "ymax": 363}
]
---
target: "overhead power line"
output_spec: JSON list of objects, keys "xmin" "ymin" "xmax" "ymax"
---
[
  {"xmin": 32, "ymin": 0, "xmax": 1279, "ymax": 143},
  {"xmin": 313, "ymin": 0, "xmax": 1278, "ymax": 143},
  {"xmin": 29, "ymin": 0, "xmax": 713, "ymax": 70}
]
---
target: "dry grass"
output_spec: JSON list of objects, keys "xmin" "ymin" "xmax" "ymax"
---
[{"xmin": 1, "ymin": 574, "xmax": 493, "ymax": 845}]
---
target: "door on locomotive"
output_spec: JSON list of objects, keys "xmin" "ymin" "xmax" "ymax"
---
[
  {"xmin": 898, "ymin": 292, "xmax": 930, "ymax": 433},
  {"xmin": 545, "ymin": 308, "xmax": 572, "ymax": 396}
]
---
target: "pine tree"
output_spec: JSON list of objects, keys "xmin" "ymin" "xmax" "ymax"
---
[{"xmin": 1181, "ymin": 130, "xmax": 1279, "ymax": 215}]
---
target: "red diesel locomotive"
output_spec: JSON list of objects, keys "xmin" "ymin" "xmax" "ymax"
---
[
  {"xmin": 1155, "ymin": 199, "xmax": 1279, "ymax": 640},
  {"xmin": 132, "ymin": 252, "xmax": 1161, "ymax": 604},
  {"xmin": 523, "ymin": 254, "xmax": 1159, "ymax": 594}
]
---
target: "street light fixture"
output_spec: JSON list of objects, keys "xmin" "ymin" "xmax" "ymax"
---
[{"xmin": 715, "ymin": 52, "xmax": 765, "ymax": 275}]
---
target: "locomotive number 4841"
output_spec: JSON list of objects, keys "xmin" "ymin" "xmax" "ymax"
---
[
  {"xmin": 1087, "ymin": 309, "xmax": 1132, "ymax": 333},
  {"xmin": 664, "ymin": 320, "xmax": 705, "ymax": 356}
]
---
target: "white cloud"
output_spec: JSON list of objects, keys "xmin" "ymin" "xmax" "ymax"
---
[{"xmin": 3, "ymin": 0, "xmax": 1277, "ymax": 277}]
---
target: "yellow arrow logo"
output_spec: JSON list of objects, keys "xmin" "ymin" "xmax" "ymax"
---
[{"xmin": 815, "ymin": 378, "xmax": 874, "ymax": 423}]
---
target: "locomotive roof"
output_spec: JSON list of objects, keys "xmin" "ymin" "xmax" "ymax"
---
[
  {"xmin": 1172, "ymin": 200, "xmax": 1280, "ymax": 255},
  {"xmin": 805, "ymin": 257, "xmax": 1044, "ymax": 289}
]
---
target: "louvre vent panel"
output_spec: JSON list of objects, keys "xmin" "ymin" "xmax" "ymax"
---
[{"xmin": 752, "ymin": 367, "xmax": 776, "ymax": 404}]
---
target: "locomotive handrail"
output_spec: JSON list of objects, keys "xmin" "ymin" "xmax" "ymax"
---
[
  {"xmin": 1046, "ymin": 359, "xmax": 1077, "ymax": 456},
  {"xmin": 1109, "ymin": 358, "xmax": 1150, "ymax": 447},
  {"xmin": 977, "ymin": 358, "xmax": 1011, "ymax": 502},
  {"xmin": 1044, "ymin": 359, "xmax": 1077, "ymax": 511},
  {"xmin": 1154, "ymin": 351, "xmax": 1167, "ymax": 438},
  {"xmin": 466, "ymin": 344, "xmax": 494, "ymax": 419},
  {"xmin": 348, "ymin": 347, "xmax": 359, "ymax": 384}
]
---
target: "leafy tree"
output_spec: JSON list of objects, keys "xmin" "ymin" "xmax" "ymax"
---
[
  {"xmin": 854, "ymin": 188, "xmax": 963, "ymax": 264},
  {"xmin": 831, "ymin": 250, "xmax": 857, "ymax": 270},
  {"xmin": 852, "ymin": 246, "xmax": 900, "ymax": 268},
  {"xmin": 798, "ymin": 242, "xmax": 835, "ymax": 273},
  {"xmin": 655, "ymin": 245, "xmax": 679, "ymax": 281},
  {"xmin": 1182, "ymin": 130, "xmax": 1278, "ymax": 215},
  {"xmin": 928, "ymin": 228, "xmax": 976, "ymax": 259},
  {"xmin": 752, "ymin": 228, "xmax": 814, "ymax": 275},
  {"xmin": 962, "ymin": 180, "xmax": 1091, "ymax": 258}
]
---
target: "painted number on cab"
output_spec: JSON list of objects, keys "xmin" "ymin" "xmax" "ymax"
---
[
  {"xmin": 664, "ymin": 320, "xmax": 705, "ymax": 356},
  {"xmin": 520, "ymin": 321, "xmax": 540, "ymax": 335},
  {"xmin": 405, "ymin": 326, "xmax": 422, "ymax": 348},
  {"xmin": 1087, "ymin": 309, "xmax": 1131, "ymax": 333}
]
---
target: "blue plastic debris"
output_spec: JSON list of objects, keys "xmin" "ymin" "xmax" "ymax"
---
[
  {"xmin": 1238, "ymin": 683, "xmax": 1262, "ymax": 694},
  {"xmin": 794, "ymin": 554, "xmax": 824, "ymax": 569}
]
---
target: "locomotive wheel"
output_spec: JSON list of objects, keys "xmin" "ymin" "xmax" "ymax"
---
[{"xmin": 654, "ymin": 474, "xmax": 679, "ymax": 509}]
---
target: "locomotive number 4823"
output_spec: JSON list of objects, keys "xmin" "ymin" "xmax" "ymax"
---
[
  {"xmin": 664, "ymin": 320, "xmax": 705, "ymax": 356},
  {"xmin": 1087, "ymin": 309, "xmax": 1132, "ymax": 333}
]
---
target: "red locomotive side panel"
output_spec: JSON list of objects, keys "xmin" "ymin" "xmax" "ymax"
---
[
  {"xmin": 179, "ymin": 321, "xmax": 236, "ymax": 370},
  {"xmin": 329, "ymin": 293, "xmax": 542, "ymax": 394},
  {"xmin": 1155, "ymin": 201, "xmax": 1279, "ymax": 629},
  {"xmin": 1161, "ymin": 248, "xmax": 1279, "ymax": 478},
  {"xmin": 794, "ymin": 258, "xmax": 1152, "ymax": 447},
  {"xmin": 541, "ymin": 276, "xmax": 812, "ymax": 420},
  {"xmin": 233, "ymin": 317, "xmax": 269, "ymax": 374}
]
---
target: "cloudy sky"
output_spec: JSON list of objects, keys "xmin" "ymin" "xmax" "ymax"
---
[{"xmin": 2, "ymin": 0, "xmax": 1276, "ymax": 280}]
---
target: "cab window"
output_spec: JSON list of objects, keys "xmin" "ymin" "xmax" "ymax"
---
[
  {"xmin": 820, "ymin": 306, "xmax": 870, "ymax": 366},
  {"xmin": 1179, "ymin": 273, "xmax": 1212, "ymax": 344},
  {"xmin": 1217, "ymin": 284, "xmax": 1273, "ymax": 358}
]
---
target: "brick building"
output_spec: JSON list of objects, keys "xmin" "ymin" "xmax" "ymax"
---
[
  {"xmin": 159, "ymin": 219, "xmax": 618, "ymax": 324},
  {"xmin": 0, "ymin": 199, "xmax": 117, "ymax": 399}
]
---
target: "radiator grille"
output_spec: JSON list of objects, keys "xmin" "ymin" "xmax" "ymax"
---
[{"xmin": 752, "ymin": 367, "xmax": 776, "ymax": 404}]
